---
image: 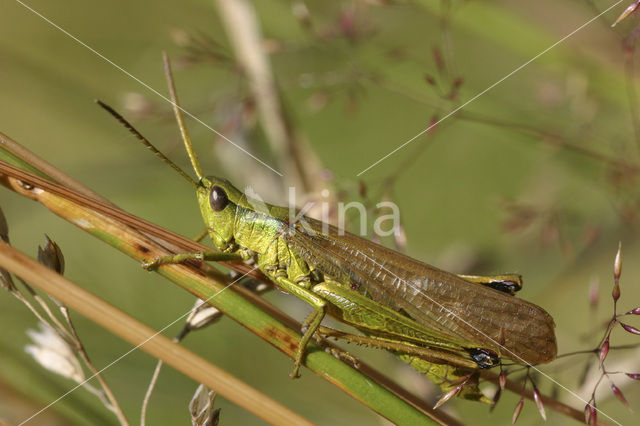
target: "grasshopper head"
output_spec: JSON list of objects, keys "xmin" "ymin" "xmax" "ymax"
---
[{"xmin": 196, "ymin": 176, "xmax": 245, "ymax": 250}]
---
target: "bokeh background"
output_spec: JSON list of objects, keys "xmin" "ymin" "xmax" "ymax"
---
[{"xmin": 1, "ymin": 0, "xmax": 640, "ymax": 424}]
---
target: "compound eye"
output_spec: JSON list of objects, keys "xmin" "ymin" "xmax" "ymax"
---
[{"xmin": 209, "ymin": 185, "xmax": 229, "ymax": 212}]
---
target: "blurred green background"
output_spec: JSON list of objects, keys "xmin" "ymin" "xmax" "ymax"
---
[{"xmin": 1, "ymin": 0, "xmax": 640, "ymax": 424}]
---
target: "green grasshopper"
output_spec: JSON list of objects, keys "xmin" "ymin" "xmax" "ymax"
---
[{"xmin": 99, "ymin": 54, "xmax": 556, "ymax": 403}]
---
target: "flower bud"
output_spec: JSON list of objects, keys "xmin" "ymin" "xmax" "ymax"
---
[
  {"xmin": 613, "ymin": 1, "xmax": 640, "ymax": 27},
  {"xmin": 186, "ymin": 300, "xmax": 222, "ymax": 331},
  {"xmin": 614, "ymin": 242, "xmax": 622, "ymax": 281},
  {"xmin": 0, "ymin": 206, "xmax": 9, "ymax": 243},
  {"xmin": 512, "ymin": 396, "xmax": 524, "ymax": 425},
  {"xmin": 611, "ymin": 383, "xmax": 630, "ymax": 410},
  {"xmin": 599, "ymin": 337, "xmax": 609, "ymax": 365},
  {"xmin": 189, "ymin": 384, "xmax": 219, "ymax": 426},
  {"xmin": 433, "ymin": 385, "xmax": 461, "ymax": 409},
  {"xmin": 37, "ymin": 235, "xmax": 65, "ymax": 275},
  {"xmin": 533, "ymin": 387, "xmax": 547, "ymax": 421},
  {"xmin": 621, "ymin": 322, "xmax": 640, "ymax": 335}
]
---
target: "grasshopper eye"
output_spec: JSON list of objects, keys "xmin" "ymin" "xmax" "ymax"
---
[{"xmin": 209, "ymin": 185, "xmax": 229, "ymax": 211}]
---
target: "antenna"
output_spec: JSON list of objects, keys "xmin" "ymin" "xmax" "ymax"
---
[
  {"xmin": 95, "ymin": 100, "xmax": 198, "ymax": 187},
  {"xmin": 162, "ymin": 51, "xmax": 204, "ymax": 181}
]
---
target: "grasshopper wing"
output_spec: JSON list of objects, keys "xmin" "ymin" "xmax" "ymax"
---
[{"xmin": 285, "ymin": 217, "xmax": 556, "ymax": 365}]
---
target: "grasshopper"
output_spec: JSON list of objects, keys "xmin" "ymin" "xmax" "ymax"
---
[{"xmin": 99, "ymin": 54, "xmax": 556, "ymax": 403}]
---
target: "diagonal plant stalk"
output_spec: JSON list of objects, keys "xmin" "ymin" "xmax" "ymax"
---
[
  {"xmin": 0, "ymin": 137, "xmax": 445, "ymax": 425},
  {"xmin": 214, "ymin": 0, "xmax": 329, "ymax": 198},
  {"xmin": 0, "ymin": 240, "xmax": 311, "ymax": 426}
]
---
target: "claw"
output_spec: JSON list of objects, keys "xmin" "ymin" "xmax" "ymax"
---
[
  {"xmin": 289, "ymin": 365, "xmax": 301, "ymax": 379},
  {"xmin": 141, "ymin": 259, "xmax": 159, "ymax": 270}
]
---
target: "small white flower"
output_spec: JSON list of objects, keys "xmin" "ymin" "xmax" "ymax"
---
[{"xmin": 25, "ymin": 322, "xmax": 84, "ymax": 383}]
